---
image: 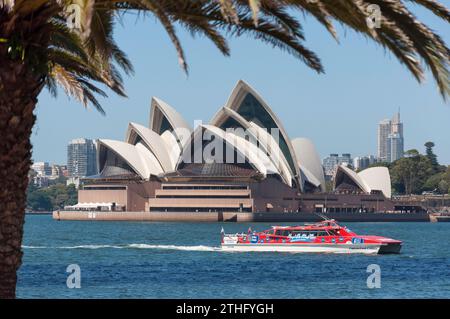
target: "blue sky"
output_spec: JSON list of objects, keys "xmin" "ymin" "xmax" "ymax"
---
[{"xmin": 32, "ymin": 5, "xmax": 450, "ymax": 165}]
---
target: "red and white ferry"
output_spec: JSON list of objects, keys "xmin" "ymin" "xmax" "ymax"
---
[{"xmin": 221, "ymin": 220, "xmax": 402, "ymax": 254}]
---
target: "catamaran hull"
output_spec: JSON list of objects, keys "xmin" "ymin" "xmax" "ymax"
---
[{"xmin": 221, "ymin": 243, "xmax": 400, "ymax": 254}]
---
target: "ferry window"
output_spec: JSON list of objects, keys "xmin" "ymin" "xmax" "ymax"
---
[{"xmin": 290, "ymin": 231, "xmax": 312, "ymax": 237}]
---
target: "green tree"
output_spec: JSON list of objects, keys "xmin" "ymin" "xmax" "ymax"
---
[
  {"xmin": 27, "ymin": 183, "xmax": 79, "ymax": 211},
  {"xmin": 424, "ymin": 142, "xmax": 439, "ymax": 173},
  {"xmin": 1, "ymin": 0, "xmax": 450, "ymax": 299},
  {"xmin": 438, "ymin": 180, "xmax": 449, "ymax": 194},
  {"xmin": 423, "ymin": 165, "xmax": 450, "ymax": 193},
  {"xmin": 390, "ymin": 149, "xmax": 433, "ymax": 194},
  {"xmin": 423, "ymin": 173, "xmax": 443, "ymax": 192},
  {"xmin": 27, "ymin": 190, "xmax": 53, "ymax": 212},
  {"xmin": 66, "ymin": 184, "xmax": 78, "ymax": 206}
]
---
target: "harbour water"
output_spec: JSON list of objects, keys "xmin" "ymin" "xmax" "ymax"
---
[{"xmin": 17, "ymin": 215, "xmax": 450, "ymax": 298}]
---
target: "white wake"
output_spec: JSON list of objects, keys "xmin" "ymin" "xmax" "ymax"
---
[
  {"xmin": 127, "ymin": 244, "xmax": 221, "ymax": 251},
  {"xmin": 22, "ymin": 244, "xmax": 221, "ymax": 252}
]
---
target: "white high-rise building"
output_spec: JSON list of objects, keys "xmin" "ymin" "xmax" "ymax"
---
[
  {"xmin": 388, "ymin": 133, "xmax": 404, "ymax": 162},
  {"xmin": 377, "ymin": 112, "xmax": 404, "ymax": 163},
  {"xmin": 377, "ymin": 119, "xmax": 391, "ymax": 162},
  {"xmin": 67, "ymin": 138, "xmax": 98, "ymax": 177}
]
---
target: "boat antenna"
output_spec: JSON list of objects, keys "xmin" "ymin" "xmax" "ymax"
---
[{"xmin": 314, "ymin": 212, "xmax": 329, "ymax": 221}]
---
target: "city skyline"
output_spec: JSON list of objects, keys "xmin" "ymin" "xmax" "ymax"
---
[
  {"xmin": 39, "ymin": 107, "xmax": 435, "ymax": 170},
  {"xmin": 30, "ymin": 7, "xmax": 450, "ymax": 165}
]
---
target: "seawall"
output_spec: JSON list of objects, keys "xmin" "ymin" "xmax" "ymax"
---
[{"xmin": 53, "ymin": 210, "xmax": 431, "ymax": 222}]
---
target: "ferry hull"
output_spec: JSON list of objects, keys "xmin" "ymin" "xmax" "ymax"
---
[
  {"xmin": 377, "ymin": 242, "xmax": 402, "ymax": 254},
  {"xmin": 220, "ymin": 243, "xmax": 384, "ymax": 254}
]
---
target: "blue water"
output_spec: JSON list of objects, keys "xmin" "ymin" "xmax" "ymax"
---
[{"xmin": 17, "ymin": 215, "xmax": 450, "ymax": 298}]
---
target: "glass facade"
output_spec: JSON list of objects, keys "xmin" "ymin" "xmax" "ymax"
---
[
  {"xmin": 158, "ymin": 115, "xmax": 174, "ymax": 135},
  {"xmin": 219, "ymin": 116, "xmax": 244, "ymax": 131}
]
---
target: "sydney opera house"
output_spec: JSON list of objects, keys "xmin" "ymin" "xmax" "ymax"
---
[{"xmin": 71, "ymin": 81, "xmax": 397, "ymax": 215}]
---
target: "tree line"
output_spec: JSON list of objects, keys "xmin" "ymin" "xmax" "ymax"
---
[{"xmin": 26, "ymin": 182, "xmax": 77, "ymax": 212}]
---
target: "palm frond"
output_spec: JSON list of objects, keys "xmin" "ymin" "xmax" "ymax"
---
[
  {"xmin": 215, "ymin": 0, "xmax": 240, "ymax": 24},
  {"xmin": 248, "ymin": 0, "xmax": 261, "ymax": 25},
  {"xmin": 2, "ymin": 0, "xmax": 449, "ymax": 115},
  {"xmin": 407, "ymin": 0, "xmax": 450, "ymax": 22},
  {"xmin": 141, "ymin": 0, "xmax": 189, "ymax": 73},
  {"xmin": 50, "ymin": 63, "xmax": 107, "ymax": 114},
  {"xmin": 228, "ymin": 13, "xmax": 323, "ymax": 72}
]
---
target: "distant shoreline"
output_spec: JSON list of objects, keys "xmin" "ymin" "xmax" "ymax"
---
[{"xmin": 52, "ymin": 210, "xmax": 431, "ymax": 222}]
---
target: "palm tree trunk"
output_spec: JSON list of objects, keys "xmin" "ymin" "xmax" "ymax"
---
[{"xmin": 0, "ymin": 55, "xmax": 42, "ymax": 298}]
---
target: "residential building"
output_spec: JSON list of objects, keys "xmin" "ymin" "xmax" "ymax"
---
[
  {"xmin": 377, "ymin": 111, "xmax": 404, "ymax": 162},
  {"xmin": 67, "ymin": 138, "xmax": 97, "ymax": 177}
]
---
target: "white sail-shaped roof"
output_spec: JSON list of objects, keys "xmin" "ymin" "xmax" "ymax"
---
[
  {"xmin": 92, "ymin": 80, "xmax": 333, "ymax": 193},
  {"xmin": 299, "ymin": 166, "xmax": 321, "ymax": 188},
  {"xmin": 334, "ymin": 165, "xmax": 392, "ymax": 198},
  {"xmin": 210, "ymin": 107, "xmax": 292, "ymax": 185},
  {"xmin": 160, "ymin": 130, "xmax": 181, "ymax": 169},
  {"xmin": 248, "ymin": 122, "xmax": 293, "ymax": 187},
  {"xmin": 149, "ymin": 97, "xmax": 192, "ymax": 146},
  {"xmin": 358, "ymin": 167, "xmax": 392, "ymax": 198},
  {"xmin": 98, "ymin": 139, "xmax": 163, "ymax": 179},
  {"xmin": 224, "ymin": 80, "xmax": 302, "ymax": 190},
  {"xmin": 334, "ymin": 165, "xmax": 368, "ymax": 193},
  {"xmin": 177, "ymin": 125, "xmax": 274, "ymax": 178},
  {"xmin": 203, "ymin": 125, "xmax": 269, "ymax": 176},
  {"xmin": 210, "ymin": 106, "xmax": 252, "ymax": 130},
  {"xmin": 292, "ymin": 137, "xmax": 326, "ymax": 192},
  {"xmin": 125, "ymin": 122, "xmax": 177, "ymax": 172}
]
